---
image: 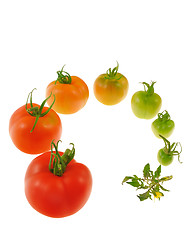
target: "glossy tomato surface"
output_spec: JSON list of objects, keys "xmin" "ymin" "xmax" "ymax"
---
[
  {"xmin": 157, "ymin": 148, "xmax": 173, "ymax": 166},
  {"xmin": 9, "ymin": 103, "xmax": 62, "ymax": 154},
  {"xmin": 151, "ymin": 111, "xmax": 175, "ymax": 138},
  {"xmin": 46, "ymin": 76, "xmax": 89, "ymax": 114},
  {"xmin": 93, "ymin": 73, "xmax": 129, "ymax": 105},
  {"xmin": 152, "ymin": 118, "xmax": 175, "ymax": 138},
  {"xmin": 25, "ymin": 151, "xmax": 92, "ymax": 218},
  {"xmin": 131, "ymin": 91, "xmax": 162, "ymax": 119}
]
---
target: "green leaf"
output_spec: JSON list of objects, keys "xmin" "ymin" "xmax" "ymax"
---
[
  {"xmin": 154, "ymin": 184, "xmax": 160, "ymax": 192},
  {"xmin": 152, "ymin": 190, "xmax": 157, "ymax": 197},
  {"xmin": 140, "ymin": 185, "xmax": 149, "ymax": 189},
  {"xmin": 158, "ymin": 191, "xmax": 164, "ymax": 197},
  {"xmin": 126, "ymin": 180, "xmax": 140, "ymax": 188},
  {"xmin": 122, "ymin": 176, "xmax": 133, "ymax": 185},
  {"xmin": 137, "ymin": 191, "xmax": 152, "ymax": 201},
  {"xmin": 150, "ymin": 170, "xmax": 154, "ymax": 177},
  {"xmin": 143, "ymin": 163, "xmax": 150, "ymax": 178},
  {"xmin": 133, "ymin": 175, "xmax": 139, "ymax": 179},
  {"xmin": 160, "ymin": 185, "xmax": 170, "ymax": 192},
  {"xmin": 160, "ymin": 176, "xmax": 173, "ymax": 182},
  {"xmin": 154, "ymin": 165, "xmax": 161, "ymax": 178}
]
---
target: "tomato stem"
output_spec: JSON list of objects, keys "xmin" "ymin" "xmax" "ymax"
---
[
  {"xmin": 49, "ymin": 140, "xmax": 75, "ymax": 177},
  {"xmin": 159, "ymin": 135, "xmax": 182, "ymax": 163},
  {"xmin": 25, "ymin": 89, "xmax": 56, "ymax": 132},
  {"xmin": 157, "ymin": 110, "xmax": 171, "ymax": 122},
  {"xmin": 55, "ymin": 65, "xmax": 72, "ymax": 84},
  {"xmin": 104, "ymin": 61, "xmax": 122, "ymax": 80},
  {"xmin": 141, "ymin": 81, "xmax": 156, "ymax": 95}
]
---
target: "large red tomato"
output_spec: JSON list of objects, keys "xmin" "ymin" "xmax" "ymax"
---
[
  {"xmin": 24, "ymin": 142, "xmax": 92, "ymax": 218},
  {"xmin": 9, "ymin": 89, "xmax": 62, "ymax": 154}
]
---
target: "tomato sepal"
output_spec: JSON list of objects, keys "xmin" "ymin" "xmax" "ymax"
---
[
  {"xmin": 25, "ymin": 88, "xmax": 56, "ymax": 132},
  {"xmin": 49, "ymin": 140, "xmax": 75, "ymax": 177},
  {"xmin": 55, "ymin": 65, "xmax": 72, "ymax": 84},
  {"xmin": 104, "ymin": 61, "xmax": 122, "ymax": 81},
  {"xmin": 140, "ymin": 81, "xmax": 156, "ymax": 96}
]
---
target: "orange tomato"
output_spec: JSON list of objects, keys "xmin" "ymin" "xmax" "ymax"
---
[
  {"xmin": 46, "ymin": 66, "xmax": 89, "ymax": 114},
  {"xmin": 93, "ymin": 62, "xmax": 129, "ymax": 105}
]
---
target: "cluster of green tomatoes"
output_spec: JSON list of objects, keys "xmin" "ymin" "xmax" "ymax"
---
[
  {"xmin": 125, "ymin": 74, "xmax": 182, "ymax": 201},
  {"xmin": 131, "ymin": 81, "xmax": 182, "ymax": 167}
]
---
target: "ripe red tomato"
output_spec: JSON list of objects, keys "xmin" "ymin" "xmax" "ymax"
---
[
  {"xmin": 24, "ymin": 142, "xmax": 92, "ymax": 218},
  {"xmin": 9, "ymin": 89, "xmax": 62, "ymax": 154},
  {"xmin": 46, "ymin": 66, "xmax": 89, "ymax": 114},
  {"xmin": 93, "ymin": 62, "xmax": 129, "ymax": 105}
]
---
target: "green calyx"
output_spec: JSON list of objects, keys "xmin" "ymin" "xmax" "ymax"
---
[
  {"xmin": 49, "ymin": 140, "xmax": 75, "ymax": 177},
  {"xmin": 25, "ymin": 88, "xmax": 55, "ymax": 133},
  {"xmin": 122, "ymin": 163, "xmax": 173, "ymax": 201},
  {"xmin": 157, "ymin": 110, "xmax": 171, "ymax": 122},
  {"xmin": 104, "ymin": 61, "xmax": 122, "ymax": 80},
  {"xmin": 159, "ymin": 135, "xmax": 182, "ymax": 163},
  {"xmin": 141, "ymin": 81, "xmax": 156, "ymax": 95},
  {"xmin": 55, "ymin": 65, "xmax": 72, "ymax": 84}
]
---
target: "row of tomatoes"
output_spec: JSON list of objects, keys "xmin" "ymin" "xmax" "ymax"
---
[
  {"xmin": 9, "ymin": 63, "xmax": 167, "ymax": 155},
  {"xmin": 9, "ymin": 63, "xmax": 180, "ymax": 217}
]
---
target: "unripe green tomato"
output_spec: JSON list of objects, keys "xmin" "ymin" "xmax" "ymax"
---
[
  {"xmin": 131, "ymin": 81, "xmax": 162, "ymax": 119},
  {"xmin": 157, "ymin": 148, "xmax": 173, "ymax": 166},
  {"xmin": 152, "ymin": 117, "xmax": 175, "ymax": 138}
]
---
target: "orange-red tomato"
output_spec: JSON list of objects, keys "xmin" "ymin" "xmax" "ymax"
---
[
  {"xmin": 9, "ymin": 90, "xmax": 62, "ymax": 154},
  {"xmin": 9, "ymin": 103, "xmax": 62, "ymax": 154},
  {"xmin": 46, "ymin": 67, "xmax": 89, "ymax": 114},
  {"xmin": 93, "ymin": 63, "xmax": 129, "ymax": 105}
]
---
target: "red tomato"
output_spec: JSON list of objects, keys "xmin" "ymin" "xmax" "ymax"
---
[
  {"xmin": 46, "ymin": 66, "xmax": 89, "ymax": 114},
  {"xmin": 9, "ymin": 90, "xmax": 62, "ymax": 154},
  {"xmin": 24, "ymin": 142, "xmax": 92, "ymax": 218}
]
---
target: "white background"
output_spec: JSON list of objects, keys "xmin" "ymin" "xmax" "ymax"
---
[{"xmin": 1, "ymin": 0, "xmax": 187, "ymax": 239}]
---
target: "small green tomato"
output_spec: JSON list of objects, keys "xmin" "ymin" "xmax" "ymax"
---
[
  {"xmin": 157, "ymin": 135, "xmax": 182, "ymax": 166},
  {"xmin": 152, "ymin": 110, "xmax": 175, "ymax": 138}
]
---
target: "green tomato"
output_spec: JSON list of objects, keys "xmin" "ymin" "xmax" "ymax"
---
[
  {"xmin": 152, "ymin": 110, "xmax": 175, "ymax": 138},
  {"xmin": 157, "ymin": 148, "xmax": 173, "ymax": 166},
  {"xmin": 157, "ymin": 135, "xmax": 182, "ymax": 166},
  {"xmin": 131, "ymin": 81, "xmax": 162, "ymax": 119}
]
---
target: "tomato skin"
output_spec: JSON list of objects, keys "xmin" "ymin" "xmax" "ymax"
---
[
  {"xmin": 46, "ymin": 76, "xmax": 89, "ymax": 114},
  {"xmin": 151, "ymin": 118, "xmax": 175, "ymax": 138},
  {"xmin": 131, "ymin": 91, "xmax": 162, "ymax": 119},
  {"xmin": 93, "ymin": 73, "xmax": 129, "ymax": 105},
  {"xmin": 24, "ymin": 151, "xmax": 92, "ymax": 218},
  {"xmin": 157, "ymin": 148, "xmax": 173, "ymax": 166},
  {"xmin": 9, "ymin": 104, "xmax": 62, "ymax": 154}
]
